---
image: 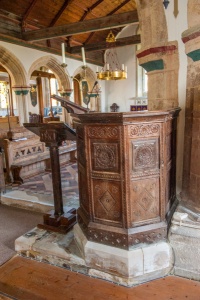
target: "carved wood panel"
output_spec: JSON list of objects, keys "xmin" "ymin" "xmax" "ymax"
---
[
  {"xmin": 132, "ymin": 139, "xmax": 159, "ymax": 172},
  {"xmin": 131, "ymin": 178, "xmax": 160, "ymax": 225},
  {"xmin": 92, "ymin": 179, "xmax": 122, "ymax": 226},
  {"xmin": 77, "ymin": 137, "xmax": 86, "ymax": 166},
  {"xmin": 92, "ymin": 142, "xmax": 120, "ymax": 172},
  {"xmin": 78, "ymin": 164, "xmax": 90, "ymax": 216}
]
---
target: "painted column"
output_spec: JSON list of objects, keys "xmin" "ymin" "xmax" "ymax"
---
[
  {"xmin": 137, "ymin": 43, "xmax": 179, "ymax": 110},
  {"xmin": 13, "ymin": 87, "xmax": 30, "ymax": 124},
  {"xmin": 135, "ymin": 0, "xmax": 179, "ymax": 111}
]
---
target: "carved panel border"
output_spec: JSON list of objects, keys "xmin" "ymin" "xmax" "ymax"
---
[
  {"xmin": 88, "ymin": 126, "xmax": 119, "ymax": 139},
  {"xmin": 78, "ymin": 215, "xmax": 167, "ymax": 250},
  {"xmin": 128, "ymin": 124, "xmax": 160, "ymax": 138}
]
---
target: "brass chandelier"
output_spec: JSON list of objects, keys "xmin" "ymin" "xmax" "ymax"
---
[{"xmin": 96, "ymin": 31, "xmax": 127, "ymax": 81}]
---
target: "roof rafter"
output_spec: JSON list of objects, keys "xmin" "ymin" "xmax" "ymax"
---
[
  {"xmin": 22, "ymin": 0, "xmax": 38, "ymax": 23},
  {"xmin": 22, "ymin": 10, "xmax": 138, "ymax": 42},
  {"xmin": 47, "ymin": 0, "xmax": 73, "ymax": 47},
  {"xmin": 79, "ymin": 0, "xmax": 104, "ymax": 21},
  {"xmin": 49, "ymin": 0, "xmax": 73, "ymax": 26}
]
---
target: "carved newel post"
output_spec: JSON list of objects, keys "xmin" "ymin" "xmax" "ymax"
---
[
  {"xmin": 40, "ymin": 128, "xmax": 64, "ymax": 217},
  {"xmin": 23, "ymin": 122, "xmax": 77, "ymax": 232}
]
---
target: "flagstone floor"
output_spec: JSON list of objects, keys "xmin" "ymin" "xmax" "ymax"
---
[{"xmin": 1, "ymin": 162, "xmax": 79, "ymax": 211}]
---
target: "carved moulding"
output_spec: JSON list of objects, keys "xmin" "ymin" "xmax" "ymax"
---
[
  {"xmin": 88, "ymin": 126, "xmax": 119, "ymax": 139},
  {"xmin": 78, "ymin": 212, "xmax": 167, "ymax": 250},
  {"xmin": 129, "ymin": 124, "xmax": 160, "ymax": 137}
]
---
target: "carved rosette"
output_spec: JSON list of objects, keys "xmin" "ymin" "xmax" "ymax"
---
[
  {"xmin": 132, "ymin": 139, "xmax": 158, "ymax": 171},
  {"xmin": 93, "ymin": 143, "xmax": 119, "ymax": 172}
]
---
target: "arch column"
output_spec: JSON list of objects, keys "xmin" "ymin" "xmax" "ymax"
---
[
  {"xmin": 15, "ymin": 93, "xmax": 29, "ymax": 124},
  {"xmin": 137, "ymin": 42, "xmax": 179, "ymax": 110},
  {"xmin": 135, "ymin": 0, "xmax": 179, "ymax": 110},
  {"xmin": 182, "ymin": 25, "xmax": 200, "ymax": 205}
]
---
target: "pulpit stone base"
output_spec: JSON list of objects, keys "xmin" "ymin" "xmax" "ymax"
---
[
  {"xmin": 74, "ymin": 224, "xmax": 174, "ymax": 286},
  {"xmin": 15, "ymin": 224, "xmax": 174, "ymax": 287},
  {"xmin": 169, "ymin": 202, "xmax": 200, "ymax": 280}
]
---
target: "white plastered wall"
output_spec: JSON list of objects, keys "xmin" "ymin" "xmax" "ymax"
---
[
  {"xmin": 165, "ymin": 0, "xmax": 188, "ymax": 193},
  {"xmin": 0, "ymin": 41, "xmax": 106, "ymax": 120},
  {"xmin": 104, "ymin": 24, "xmax": 138, "ymax": 112}
]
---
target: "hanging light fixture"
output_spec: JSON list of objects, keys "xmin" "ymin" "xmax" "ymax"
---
[
  {"xmin": 96, "ymin": 31, "xmax": 127, "ymax": 80},
  {"xmin": 163, "ymin": 0, "xmax": 170, "ymax": 9}
]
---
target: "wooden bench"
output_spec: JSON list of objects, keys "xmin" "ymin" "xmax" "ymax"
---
[{"xmin": 4, "ymin": 134, "xmax": 77, "ymax": 184}]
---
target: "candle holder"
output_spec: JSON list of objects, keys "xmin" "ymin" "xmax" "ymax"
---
[{"xmin": 60, "ymin": 63, "xmax": 68, "ymax": 68}]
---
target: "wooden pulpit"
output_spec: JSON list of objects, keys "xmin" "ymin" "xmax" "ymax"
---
[{"xmin": 74, "ymin": 108, "xmax": 180, "ymax": 249}]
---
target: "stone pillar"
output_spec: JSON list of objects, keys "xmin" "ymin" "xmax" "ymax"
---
[
  {"xmin": 15, "ymin": 94, "xmax": 29, "ymax": 125},
  {"xmin": 135, "ymin": 0, "xmax": 179, "ymax": 111},
  {"xmin": 137, "ymin": 42, "xmax": 179, "ymax": 110},
  {"xmin": 182, "ymin": 25, "xmax": 200, "ymax": 205}
]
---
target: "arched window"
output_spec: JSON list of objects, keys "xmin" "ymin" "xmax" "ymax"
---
[{"xmin": 136, "ymin": 27, "xmax": 148, "ymax": 99}]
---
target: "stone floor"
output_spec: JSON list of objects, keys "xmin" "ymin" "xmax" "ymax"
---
[
  {"xmin": 2, "ymin": 164, "xmax": 200, "ymax": 286},
  {"xmin": 1, "ymin": 162, "xmax": 79, "ymax": 212}
]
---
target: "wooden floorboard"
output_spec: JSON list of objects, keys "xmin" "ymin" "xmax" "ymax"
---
[{"xmin": 0, "ymin": 256, "xmax": 200, "ymax": 300}]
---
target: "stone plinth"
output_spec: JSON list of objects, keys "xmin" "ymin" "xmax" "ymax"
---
[
  {"xmin": 15, "ymin": 225, "xmax": 173, "ymax": 287},
  {"xmin": 169, "ymin": 202, "xmax": 200, "ymax": 280},
  {"xmin": 74, "ymin": 223, "xmax": 173, "ymax": 286}
]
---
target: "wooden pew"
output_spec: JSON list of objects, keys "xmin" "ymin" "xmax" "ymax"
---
[{"xmin": 3, "ymin": 133, "xmax": 76, "ymax": 184}]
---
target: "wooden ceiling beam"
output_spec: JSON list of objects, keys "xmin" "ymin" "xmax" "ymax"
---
[
  {"xmin": 70, "ymin": 34, "xmax": 141, "ymax": 53},
  {"xmin": 83, "ymin": 0, "xmax": 131, "ymax": 45},
  {"xmin": 22, "ymin": 10, "xmax": 138, "ymax": 42}
]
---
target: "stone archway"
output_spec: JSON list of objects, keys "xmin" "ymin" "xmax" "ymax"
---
[
  {"xmin": 28, "ymin": 55, "xmax": 72, "ymax": 122},
  {"xmin": 0, "ymin": 45, "xmax": 29, "ymax": 123},
  {"xmin": 135, "ymin": 0, "xmax": 179, "ymax": 110},
  {"xmin": 28, "ymin": 55, "xmax": 71, "ymax": 90},
  {"xmin": 0, "ymin": 45, "xmax": 28, "ymax": 86},
  {"xmin": 73, "ymin": 66, "xmax": 99, "ymax": 111}
]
